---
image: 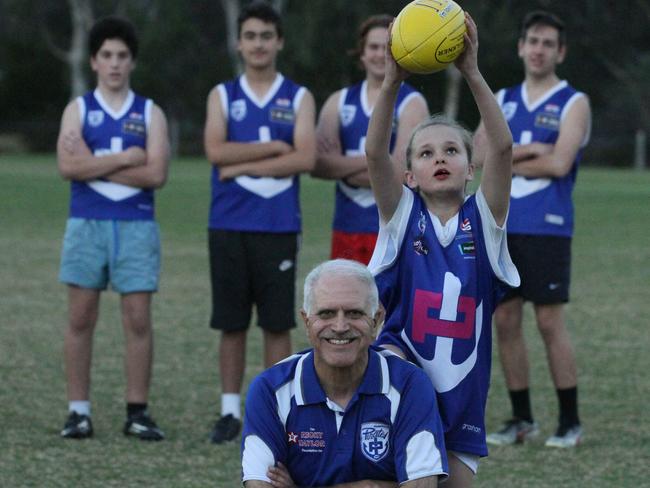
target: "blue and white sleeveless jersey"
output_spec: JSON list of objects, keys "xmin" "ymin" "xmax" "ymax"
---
[
  {"xmin": 334, "ymin": 81, "xmax": 424, "ymax": 233},
  {"xmin": 70, "ymin": 89, "xmax": 154, "ymax": 220},
  {"xmin": 241, "ymin": 346, "xmax": 448, "ymax": 486},
  {"xmin": 497, "ymin": 81, "xmax": 589, "ymax": 237},
  {"xmin": 209, "ymin": 74, "xmax": 306, "ymax": 233},
  {"xmin": 369, "ymin": 187, "xmax": 520, "ymax": 456}
]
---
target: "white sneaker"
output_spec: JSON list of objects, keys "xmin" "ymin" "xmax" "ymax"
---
[
  {"xmin": 545, "ymin": 425, "xmax": 582, "ymax": 448},
  {"xmin": 486, "ymin": 419, "xmax": 540, "ymax": 446}
]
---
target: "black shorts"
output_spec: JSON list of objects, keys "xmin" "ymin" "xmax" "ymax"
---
[
  {"xmin": 209, "ymin": 230, "xmax": 298, "ymax": 332},
  {"xmin": 501, "ymin": 234, "xmax": 571, "ymax": 305}
]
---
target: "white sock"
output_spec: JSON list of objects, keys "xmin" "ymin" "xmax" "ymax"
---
[
  {"xmin": 221, "ymin": 393, "xmax": 241, "ymax": 419},
  {"xmin": 69, "ymin": 401, "xmax": 91, "ymax": 417}
]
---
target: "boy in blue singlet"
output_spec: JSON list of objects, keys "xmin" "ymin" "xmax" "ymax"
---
[
  {"xmin": 57, "ymin": 16, "xmax": 170, "ymax": 440},
  {"xmin": 474, "ymin": 11, "xmax": 591, "ymax": 449},
  {"xmin": 203, "ymin": 0, "xmax": 316, "ymax": 444},
  {"xmin": 314, "ymin": 14, "xmax": 428, "ymax": 265}
]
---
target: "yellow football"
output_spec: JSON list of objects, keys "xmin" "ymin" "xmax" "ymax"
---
[{"xmin": 391, "ymin": 0, "xmax": 466, "ymax": 74}]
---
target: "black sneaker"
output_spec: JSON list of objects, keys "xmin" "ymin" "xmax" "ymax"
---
[
  {"xmin": 61, "ymin": 411, "xmax": 93, "ymax": 439},
  {"xmin": 210, "ymin": 414, "xmax": 241, "ymax": 444},
  {"xmin": 123, "ymin": 411, "xmax": 165, "ymax": 441}
]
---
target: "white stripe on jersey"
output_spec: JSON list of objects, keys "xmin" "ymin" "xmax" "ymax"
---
[{"xmin": 406, "ymin": 431, "xmax": 445, "ymax": 480}]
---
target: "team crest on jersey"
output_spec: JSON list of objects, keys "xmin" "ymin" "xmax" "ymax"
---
[
  {"xmin": 535, "ymin": 112, "xmax": 560, "ymax": 131},
  {"xmin": 230, "ymin": 99, "xmax": 247, "ymax": 121},
  {"xmin": 501, "ymin": 102, "xmax": 517, "ymax": 121},
  {"xmin": 340, "ymin": 105, "xmax": 357, "ymax": 127},
  {"xmin": 88, "ymin": 110, "xmax": 104, "ymax": 127},
  {"xmin": 360, "ymin": 422, "xmax": 390, "ymax": 462}
]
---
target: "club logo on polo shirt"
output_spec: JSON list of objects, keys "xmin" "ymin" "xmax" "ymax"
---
[{"xmin": 360, "ymin": 422, "xmax": 390, "ymax": 462}]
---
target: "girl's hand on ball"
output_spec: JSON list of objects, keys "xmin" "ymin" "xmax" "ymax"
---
[
  {"xmin": 455, "ymin": 11, "xmax": 479, "ymax": 76},
  {"xmin": 384, "ymin": 23, "xmax": 410, "ymax": 86}
]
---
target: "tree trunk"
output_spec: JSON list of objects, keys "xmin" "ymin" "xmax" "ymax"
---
[
  {"xmin": 67, "ymin": 0, "xmax": 93, "ymax": 98},
  {"xmin": 220, "ymin": 0, "xmax": 241, "ymax": 75},
  {"xmin": 443, "ymin": 65, "xmax": 462, "ymax": 119}
]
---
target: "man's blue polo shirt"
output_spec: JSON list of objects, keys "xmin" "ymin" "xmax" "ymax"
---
[{"xmin": 241, "ymin": 346, "xmax": 448, "ymax": 486}]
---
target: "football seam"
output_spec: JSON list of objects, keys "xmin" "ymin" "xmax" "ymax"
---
[{"xmin": 405, "ymin": 7, "xmax": 463, "ymax": 54}]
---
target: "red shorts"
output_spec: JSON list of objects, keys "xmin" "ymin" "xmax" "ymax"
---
[{"xmin": 330, "ymin": 230, "xmax": 378, "ymax": 265}]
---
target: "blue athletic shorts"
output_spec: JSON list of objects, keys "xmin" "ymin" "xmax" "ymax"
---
[{"xmin": 59, "ymin": 218, "xmax": 160, "ymax": 293}]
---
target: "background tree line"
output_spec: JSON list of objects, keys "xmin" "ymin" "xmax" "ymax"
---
[{"xmin": 0, "ymin": 0, "xmax": 648, "ymax": 165}]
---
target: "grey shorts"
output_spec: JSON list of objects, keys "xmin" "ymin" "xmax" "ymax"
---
[{"xmin": 59, "ymin": 218, "xmax": 160, "ymax": 293}]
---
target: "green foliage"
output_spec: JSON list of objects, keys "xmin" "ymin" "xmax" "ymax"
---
[
  {"xmin": 1, "ymin": 0, "xmax": 648, "ymax": 162},
  {"xmin": 1, "ymin": 155, "xmax": 650, "ymax": 486}
]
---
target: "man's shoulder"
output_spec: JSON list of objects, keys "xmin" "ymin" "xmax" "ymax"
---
[
  {"xmin": 372, "ymin": 347, "xmax": 426, "ymax": 384},
  {"xmin": 253, "ymin": 350, "xmax": 310, "ymax": 392}
]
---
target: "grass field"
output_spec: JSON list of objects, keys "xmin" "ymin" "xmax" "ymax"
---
[{"xmin": 1, "ymin": 154, "xmax": 649, "ymax": 487}]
